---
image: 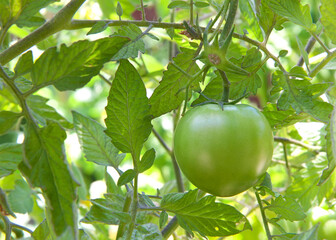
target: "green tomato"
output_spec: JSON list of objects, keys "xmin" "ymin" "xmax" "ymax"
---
[{"xmin": 173, "ymin": 104, "xmax": 273, "ymax": 197}]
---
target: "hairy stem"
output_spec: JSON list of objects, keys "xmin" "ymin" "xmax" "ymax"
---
[
  {"xmin": 282, "ymin": 143, "xmax": 292, "ymax": 185},
  {"xmin": 219, "ymin": 70, "xmax": 230, "ymax": 103},
  {"xmin": 255, "ymin": 190, "xmax": 272, "ymax": 240},
  {"xmin": 221, "ymin": 0, "xmax": 238, "ymax": 40},
  {"xmin": 309, "ymin": 49, "xmax": 336, "ymax": 78},
  {"xmin": 116, "ymin": 192, "xmax": 132, "ymax": 239},
  {"xmin": 274, "ymin": 136, "xmax": 320, "ymax": 153},
  {"xmin": 0, "ymin": 0, "xmax": 86, "ymax": 65},
  {"xmin": 190, "ymin": 0, "xmax": 194, "ymax": 25},
  {"xmin": 297, "ymin": 35, "xmax": 317, "ymax": 67}
]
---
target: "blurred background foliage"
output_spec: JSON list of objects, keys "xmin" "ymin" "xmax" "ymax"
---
[{"xmin": 0, "ymin": 0, "xmax": 336, "ymax": 239}]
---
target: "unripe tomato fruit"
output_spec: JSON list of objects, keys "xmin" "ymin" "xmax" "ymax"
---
[{"xmin": 174, "ymin": 104, "xmax": 273, "ymax": 197}]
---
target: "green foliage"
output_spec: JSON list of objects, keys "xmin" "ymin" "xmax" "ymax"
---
[{"xmin": 0, "ymin": 0, "xmax": 335, "ymax": 239}]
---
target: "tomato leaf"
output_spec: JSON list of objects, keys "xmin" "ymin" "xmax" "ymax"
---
[
  {"xmin": 159, "ymin": 211, "xmax": 168, "ymax": 229},
  {"xmin": 318, "ymin": 108, "xmax": 336, "ymax": 185},
  {"xmin": 14, "ymin": 51, "xmax": 33, "ymax": 77},
  {"xmin": 19, "ymin": 122, "xmax": 78, "ymax": 238},
  {"xmin": 161, "ymin": 190, "xmax": 251, "ymax": 237},
  {"xmin": 32, "ymin": 220, "xmax": 52, "ymax": 240},
  {"xmin": 27, "ymin": 95, "xmax": 73, "ymax": 129},
  {"xmin": 117, "ymin": 169, "xmax": 136, "ymax": 186},
  {"xmin": 0, "ymin": 111, "xmax": 21, "ymax": 135},
  {"xmin": 0, "ymin": 143, "xmax": 22, "ymax": 178},
  {"xmin": 8, "ymin": 179, "xmax": 33, "ymax": 214},
  {"xmin": 105, "ymin": 171, "xmax": 123, "ymax": 195},
  {"xmin": 149, "ymin": 48, "xmax": 201, "ymax": 118},
  {"xmin": 111, "ymin": 24, "xmax": 146, "ymax": 60},
  {"xmin": 82, "ymin": 194, "xmax": 131, "ymax": 225},
  {"xmin": 168, "ymin": 1, "xmax": 190, "ymax": 9},
  {"xmin": 105, "ymin": 60, "xmax": 152, "ymax": 160},
  {"xmin": 272, "ymin": 70, "xmax": 333, "ymax": 123},
  {"xmin": 264, "ymin": 0, "xmax": 314, "ymax": 31},
  {"xmin": 265, "ymin": 195, "xmax": 306, "ymax": 221},
  {"xmin": 320, "ymin": 0, "xmax": 336, "ymax": 45},
  {"xmin": 87, "ymin": 21, "xmax": 110, "ymax": 35},
  {"xmin": 239, "ymin": 0, "xmax": 264, "ymax": 41},
  {"xmin": 31, "ymin": 37, "xmax": 129, "ymax": 91},
  {"xmin": 262, "ymin": 103, "xmax": 308, "ymax": 129},
  {"xmin": 139, "ymin": 148, "xmax": 156, "ymax": 173},
  {"xmin": 73, "ymin": 111, "xmax": 125, "ymax": 168}
]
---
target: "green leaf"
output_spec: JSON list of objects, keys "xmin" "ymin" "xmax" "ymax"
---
[
  {"xmin": 319, "ymin": 108, "xmax": 336, "ymax": 185},
  {"xmin": 296, "ymin": 37, "xmax": 309, "ymax": 70},
  {"xmin": 105, "ymin": 170, "xmax": 123, "ymax": 195},
  {"xmin": 265, "ymin": 195, "xmax": 306, "ymax": 221},
  {"xmin": 116, "ymin": 2, "xmax": 123, "ymax": 17},
  {"xmin": 139, "ymin": 148, "xmax": 155, "ymax": 173},
  {"xmin": 32, "ymin": 220, "xmax": 52, "ymax": 240},
  {"xmin": 161, "ymin": 190, "xmax": 251, "ymax": 237},
  {"xmin": 19, "ymin": 122, "xmax": 78, "ymax": 238},
  {"xmin": 14, "ymin": 51, "xmax": 33, "ymax": 77},
  {"xmin": 31, "ymin": 37, "xmax": 129, "ymax": 91},
  {"xmin": 159, "ymin": 211, "xmax": 168, "ymax": 229},
  {"xmin": 130, "ymin": 224, "xmax": 163, "ymax": 240},
  {"xmin": 82, "ymin": 195, "xmax": 131, "ymax": 224},
  {"xmin": 272, "ymin": 71, "xmax": 333, "ymax": 122},
  {"xmin": 149, "ymin": 48, "xmax": 201, "ymax": 118},
  {"xmin": 262, "ymin": 103, "xmax": 308, "ymax": 129},
  {"xmin": 265, "ymin": 0, "xmax": 314, "ymax": 30},
  {"xmin": 239, "ymin": 0, "xmax": 264, "ymax": 42},
  {"xmin": 8, "ymin": 179, "xmax": 33, "ymax": 214},
  {"xmin": 241, "ymin": 47, "xmax": 262, "ymax": 69},
  {"xmin": 0, "ymin": 111, "xmax": 21, "ymax": 134},
  {"xmin": 105, "ymin": 60, "xmax": 152, "ymax": 159},
  {"xmin": 292, "ymin": 224, "xmax": 319, "ymax": 240},
  {"xmin": 117, "ymin": 169, "xmax": 136, "ymax": 186},
  {"xmin": 27, "ymin": 95, "xmax": 72, "ymax": 129},
  {"xmin": 15, "ymin": 0, "xmax": 54, "ymax": 27},
  {"xmin": 194, "ymin": 1, "xmax": 209, "ymax": 8},
  {"xmin": 111, "ymin": 24, "xmax": 146, "ymax": 60},
  {"xmin": 0, "ymin": 143, "xmax": 22, "ymax": 178},
  {"xmin": 87, "ymin": 21, "xmax": 110, "ymax": 35},
  {"xmin": 73, "ymin": 111, "xmax": 124, "ymax": 168},
  {"xmin": 168, "ymin": 1, "xmax": 190, "ymax": 9},
  {"xmin": 320, "ymin": 0, "xmax": 336, "ymax": 44},
  {"xmin": 279, "ymin": 49, "xmax": 288, "ymax": 57},
  {"xmin": 79, "ymin": 229, "xmax": 91, "ymax": 240}
]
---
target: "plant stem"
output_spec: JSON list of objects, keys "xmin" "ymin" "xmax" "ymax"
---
[
  {"xmin": 274, "ymin": 136, "xmax": 320, "ymax": 153},
  {"xmin": 140, "ymin": 0, "xmax": 146, "ymax": 21},
  {"xmin": 309, "ymin": 49, "xmax": 336, "ymax": 78},
  {"xmin": 152, "ymin": 129, "xmax": 172, "ymax": 153},
  {"xmin": 126, "ymin": 173, "xmax": 139, "ymax": 240},
  {"xmin": 297, "ymin": 35, "xmax": 317, "ymax": 67},
  {"xmin": 255, "ymin": 189, "xmax": 272, "ymax": 240},
  {"xmin": 11, "ymin": 222, "xmax": 33, "ymax": 234},
  {"xmin": 282, "ymin": 143, "xmax": 292, "ymax": 185},
  {"xmin": 162, "ymin": 216, "xmax": 179, "ymax": 239},
  {"xmin": 116, "ymin": 192, "xmax": 132, "ymax": 239},
  {"xmin": 221, "ymin": 0, "xmax": 238, "ymax": 40},
  {"xmin": 190, "ymin": 0, "xmax": 194, "ymax": 25},
  {"xmin": 0, "ymin": 215, "xmax": 12, "ymax": 240},
  {"xmin": 311, "ymin": 31, "xmax": 330, "ymax": 54},
  {"xmin": 0, "ymin": 0, "xmax": 86, "ymax": 65},
  {"xmin": 67, "ymin": 19, "xmax": 185, "ymax": 30},
  {"xmin": 218, "ymin": 70, "xmax": 230, "ymax": 103},
  {"xmin": 99, "ymin": 73, "xmax": 112, "ymax": 86}
]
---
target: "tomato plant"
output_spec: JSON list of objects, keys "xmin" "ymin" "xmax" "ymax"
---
[
  {"xmin": 0, "ymin": 0, "xmax": 335, "ymax": 239},
  {"xmin": 174, "ymin": 104, "xmax": 273, "ymax": 197}
]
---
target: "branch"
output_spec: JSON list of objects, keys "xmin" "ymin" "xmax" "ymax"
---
[
  {"xmin": 255, "ymin": 189, "xmax": 272, "ymax": 240},
  {"xmin": 67, "ymin": 19, "xmax": 185, "ymax": 30},
  {"xmin": 297, "ymin": 35, "xmax": 317, "ymax": 67},
  {"xmin": 274, "ymin": 136, "xmax": 320, "ymax": 153},
  {"xmin": 0, "ymin": 0, "xmax": 86, "ymax": 65},
  {"xmin": 309, "ymin": 49, "xmax": 336, "ymax": 78}
]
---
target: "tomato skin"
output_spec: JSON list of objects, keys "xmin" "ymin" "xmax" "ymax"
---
[{"xmin": 173, "ymin": 104, "xmax": 273, "ymax": 197}]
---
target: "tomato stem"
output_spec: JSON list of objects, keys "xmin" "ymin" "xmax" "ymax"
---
[
  {"xmin": 255, "ymin": 189, "xmax": 273, "ymax": 240},
  {"xmin": 218, "ymin": 70, "xmax": 230, "ymax": 105}
]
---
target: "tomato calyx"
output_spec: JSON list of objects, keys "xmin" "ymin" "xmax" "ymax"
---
[{"xmin": 193, "ymin": 88, "xmax": 248, "ymax": 109}]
